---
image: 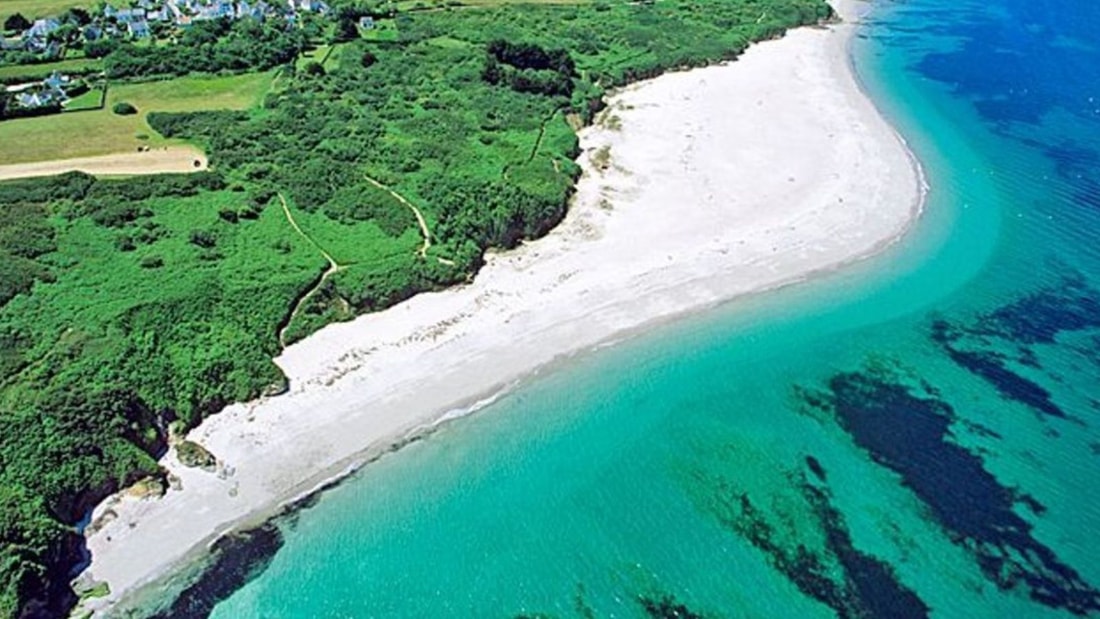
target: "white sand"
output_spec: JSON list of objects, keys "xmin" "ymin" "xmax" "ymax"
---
[
  {"xmin": 76, "ymin": 1, "xmax": 925, "ymax": 614},
  {"xmin": 0, "ymin": 146, "xmax": 207, "ymax": 181}
]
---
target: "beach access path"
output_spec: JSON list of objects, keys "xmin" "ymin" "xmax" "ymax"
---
[{"xmin": 76, "ymin": 0, "xmax": 925, "ymax": 614}]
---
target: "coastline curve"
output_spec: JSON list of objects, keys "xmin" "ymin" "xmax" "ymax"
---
[{"xmin": 74, "ymin": 1, "xmax": 930, "ymax": 615}]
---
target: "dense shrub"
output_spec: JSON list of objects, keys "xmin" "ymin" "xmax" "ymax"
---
[
  {"xmin": 103, "ymin": 18, "xmax": 306, "ymax": 79},
  {"xmin": 484, "ymin": 40, "xmax": 575, "ymax": 97},
  {"xmin": 112, "ymin": 101, "xmax": 137, "ymax": 115},
  {"xmin": 139, "ymin": 255, "xmax": 164, "ymax": 269},
  {"xmin": 0, "ymin": 172, "xmax": 95, "ymax": 205},
  {"xmin": 189, "ymin": 229, "xmax": 218, "ymax": 248}
]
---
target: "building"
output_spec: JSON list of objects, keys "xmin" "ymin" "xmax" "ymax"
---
[
  {"xmin": 24, "ymin": 18, "xmax": 61, "ymax": 40},
  {"xmin": 114, "ymin": 8, "xmax": 147, "ymax": 24},
  {"xmin": 13, "ymin": 78, "xmax": 68, "ymax": 110},
  {"xmin": 287, "ymin": 0, "xmax": 328, "ymax": 14},
  {"xmin": 128, "ymin": 19, "xmax": 152, "ymax": 37},
  {"xmin": 43, "ymin": 71, "xmax": 70, "ymax": 89}
]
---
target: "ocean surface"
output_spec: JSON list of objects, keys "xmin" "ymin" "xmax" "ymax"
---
[{"xmin": 166, "ymin": 0, "xmax": 1100, "ymax": 616}]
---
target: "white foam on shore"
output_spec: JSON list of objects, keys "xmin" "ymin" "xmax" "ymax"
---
[{"xmin": 75, "ymin": 1, "xmax": 927, "ymax": 615}]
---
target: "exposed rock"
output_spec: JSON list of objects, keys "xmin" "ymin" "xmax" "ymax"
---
[
  {"xmin": 176, "ymin": 440, "xmax": 217, "ymax": 472},
  {"xmin": 262, "ymin": 377, "xmax": 289, "ymax": 397},
  {"xmin": 71, "ymin": 575, "xmax": 110, "ymax": 600},
  {"xmin": 126, "ymin": 475, "xmax": 166, "ymax": 500}
]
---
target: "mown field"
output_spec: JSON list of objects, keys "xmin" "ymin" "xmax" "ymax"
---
[
  {"xmin": 295, "ymin": 43, "xmax": 345, "ymax": 71},
  {"xmin": 0, "ymin": 0, "xmax": 834, "ymax": 615},
  {"xmin": 0, "ymin": 70, "xmax": 275, "ymax": 164}
]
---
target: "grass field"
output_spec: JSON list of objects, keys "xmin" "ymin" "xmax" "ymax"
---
[
  {"xmin": 296, "ymin": 44, "xmax": 344, "ymax": 71},
  {"xmin": 0, "ymin": 0, "xmax": 87, "ymax": 20},
  {"xmin": 360, "ymin": 19, "xmax": 400, "ymax": 42},
  {"xmin": 61, "ymin": 85, "xmax": 105, "ymax": 111},
  {"xmin": 0, "ymin": 70, "xmax": 275, "ymax": 165}
]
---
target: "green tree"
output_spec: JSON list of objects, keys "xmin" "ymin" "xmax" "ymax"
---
[
  {"xmin": 335, "ymin": 16, "xmax": 359, "ymax": 42},
  {"xmin": 64, "ymin": 7, "xmax": 91, "ymax": 26},
  {"xmin": 3, "ymin": 13, "xmax": 30, "ymax": 33}
]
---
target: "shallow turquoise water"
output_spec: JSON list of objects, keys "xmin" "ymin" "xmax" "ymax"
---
[{"xmin": 191, "ymin": 0, "xmax": 1100, "ymax": 616}]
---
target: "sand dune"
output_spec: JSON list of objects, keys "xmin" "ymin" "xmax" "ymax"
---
[
  {"xmin": 0, "ymin": 146, "xmax": 207, "ymax": 181},
  {"xmin": 75, "ymin": 0, "xmax": 925, "ymax": 615}
]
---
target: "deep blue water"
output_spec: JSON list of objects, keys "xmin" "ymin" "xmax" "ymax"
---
[{"xmin": 160, "ymin": 0, "xmax": 1100, "ymax": 616}]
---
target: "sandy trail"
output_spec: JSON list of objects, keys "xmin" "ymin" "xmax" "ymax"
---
[
  {"xmin": 0, "ymin": 146, "xmax": 207, "ymax": 181},
  {"xmin": 364, "ymin": 175, "xmax": 433, "ymax": 256},
  {"xmin": 75, "ymin": 1, "xmax": 925, "ymax": 615}
]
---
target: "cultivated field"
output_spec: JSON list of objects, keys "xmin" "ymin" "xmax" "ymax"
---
[{"xmin": 0, "ymin": 70, "xmax": 274, "ymax": 165}]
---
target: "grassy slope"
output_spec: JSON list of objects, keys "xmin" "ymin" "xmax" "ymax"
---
[
  {"xmin": 0, "ymin": 0, "xmax": 832, "ymax": 615},
  {"xmin": 0, "ymin": 71, "xmax": 275, "ymax": 165}
]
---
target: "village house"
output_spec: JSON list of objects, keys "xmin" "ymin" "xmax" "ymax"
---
[
  {"xmin": 25, "ymin": 18, "xmax": 61, "ymax": 40},
  {"xmin": 128, "ymin": 19, "xmax": 152, "ymax": 38},
  {"xmin": 83, "ymin": 24, "xmax": 104, "ymax": 40},
  {"xmin": 5, "ymin": 71, "xmax": 73, "ymax": 112},
  {"xmin": 19, "ymin": 18, "xmax": 62, "ymax": 53},
  {"xmin": 4, "ymin": 0, "xmax": 332, "ymax": 57}
]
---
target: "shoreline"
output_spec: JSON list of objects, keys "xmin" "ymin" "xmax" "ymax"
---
[{"xmin": 76, "ymin": 1, "xmax": 928, "ymax": 615}]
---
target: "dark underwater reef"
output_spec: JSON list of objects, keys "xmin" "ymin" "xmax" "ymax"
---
[
  {"xmin": 932, "ymin": 272, "xmax": 1100, "ymax": 422},
  {"xmin": 798, "ymin": 364, "xmax": 1100, "ymax": 614},
  {"xmin": 145, "ymin": 522, "xmax": 284, "ymax": 619},
  {"xmin": 702, "ymin": 463, "xmax": 929, "ymax": 619}
]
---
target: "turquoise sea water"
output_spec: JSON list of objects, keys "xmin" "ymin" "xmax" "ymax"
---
[{"xmin": 176, "ymin": 0, "xmax": 1100, "ymax": 616}]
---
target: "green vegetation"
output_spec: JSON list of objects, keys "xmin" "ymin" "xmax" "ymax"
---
[
  {"xmin": 60, "ymin": 84, "xmax": 103, "ymax": 111},
  {"xmin": 0, "ymin": 0, "xmax": 832, "ymax": 615},
  {"xmin": 102, "ymin": 19, "xmax": 306, "ymax": 80},
  {"xmin": 111, "ymin": 101, "xmax": 136, "ymax": 115},
  {"xmin": 0, "ymin": 70, "xmax": 274, "ymax": 164},
  {"xmin": 0, "ymin": 58, "xmax": 102, "ymax": 83}
]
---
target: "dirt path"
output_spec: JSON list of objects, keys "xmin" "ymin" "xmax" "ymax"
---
[
  {"xmin": 277, "ymin": 194, "xmax": 346, "ymax": 347},
  {"xmin": 502, "ymin": 107, "xmax": 561, "ymax": 181},
  {"xmin": 0, "ymin": 146, "xmax": 208, "ymax": 181},
  {"xmin": 276, "ymin": 179, "xmax": 449, "ymax": 346},
  {"xmin": 278, "ymin": 194, "xmax": 339, "ymax": 269},
  {"xmin": 363, "ymin": 175, "xmax": 432, "ymax": 256}
]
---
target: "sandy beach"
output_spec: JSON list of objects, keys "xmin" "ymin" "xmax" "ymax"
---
[
  {"xmin": 0, "ymin": 146, "xmax": 207, "ymax": 181},
  {"xmin": 76, "ymin": 0, "xmax": 925, "ymax": 614}
]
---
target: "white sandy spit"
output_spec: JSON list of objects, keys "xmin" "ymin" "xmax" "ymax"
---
[
  {"xmin": 0, "ymin": 146, "xmax": 208, "ymax": 181},
  {"xmin": 76, "ymin": 1, "xmax": 924, "ymax": 615}
]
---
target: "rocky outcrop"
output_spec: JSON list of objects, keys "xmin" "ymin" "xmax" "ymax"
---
[{"xmin": 175, "ymin": 441, "xmax": 217, "ymax": 472}]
